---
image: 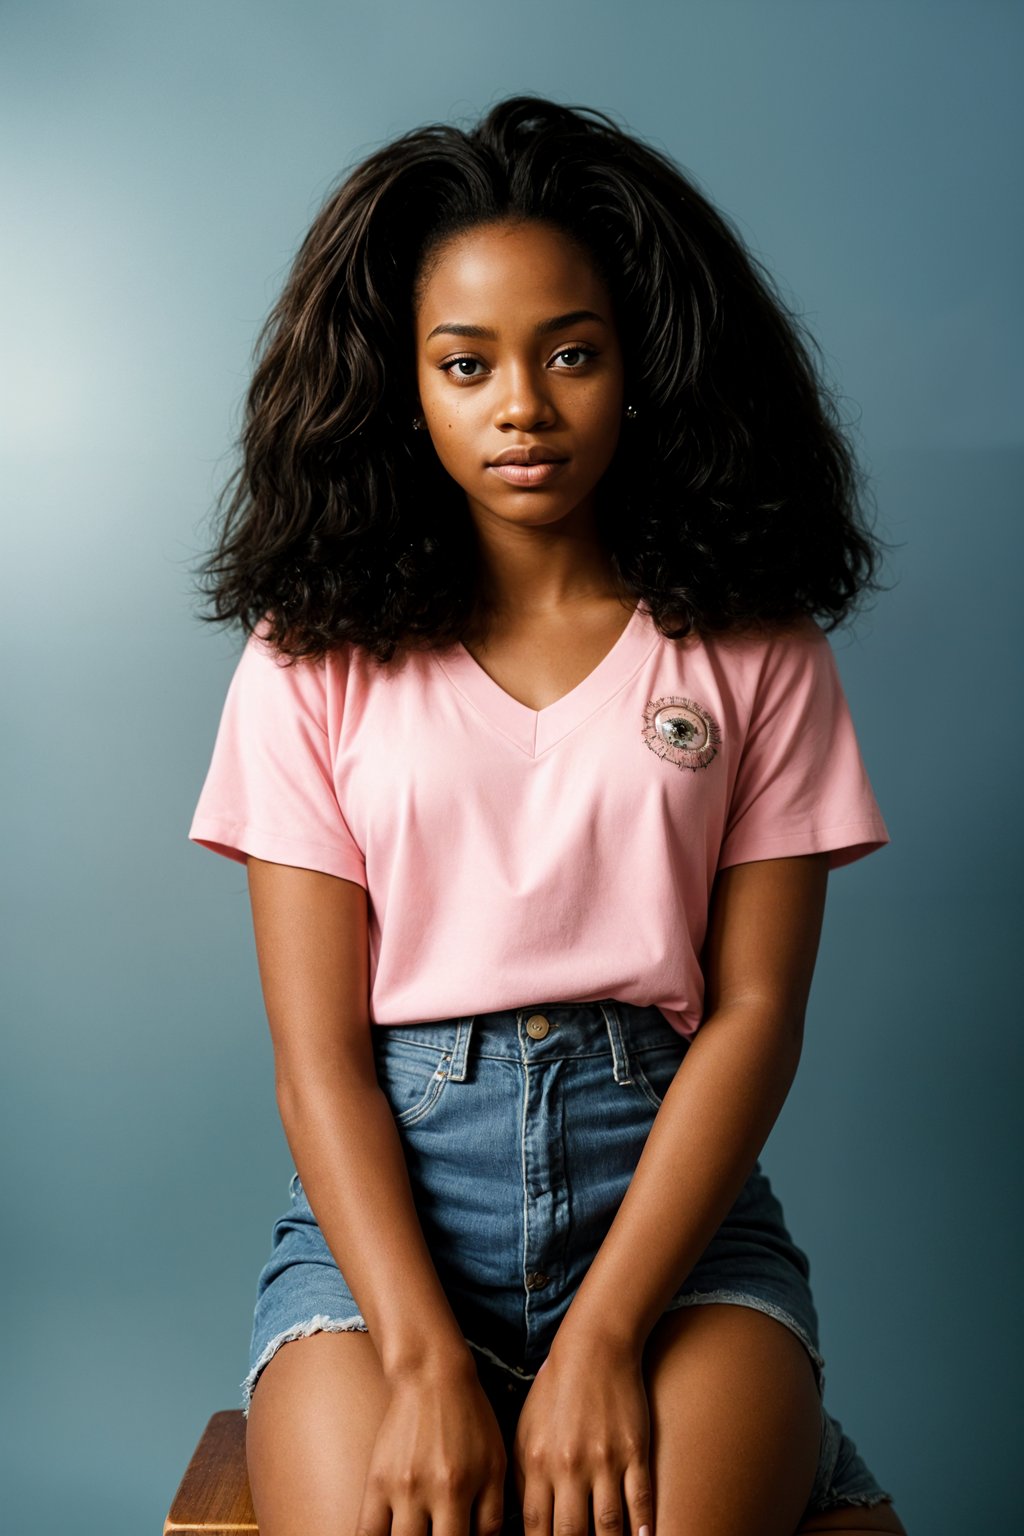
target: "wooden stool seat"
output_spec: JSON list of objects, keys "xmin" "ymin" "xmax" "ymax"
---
[{"xmin": 164, "ymin": 1410, "xmax": 258, "ymax": 1534}]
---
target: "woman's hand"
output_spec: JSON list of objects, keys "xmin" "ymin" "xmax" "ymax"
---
[
  {"xmin": 511, "ymin": 1331, "xmax": 654, "ymax": 1536},
  {"xmin": 356, "ymin": 1355, "xmax": 508, "ymax": 1536}
]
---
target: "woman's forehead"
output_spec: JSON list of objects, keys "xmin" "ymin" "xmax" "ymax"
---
[{"xmin": 415, "ymin": 222, "xmax": 611, "ymax": 328}]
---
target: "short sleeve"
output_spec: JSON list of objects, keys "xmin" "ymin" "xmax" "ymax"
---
[
  {"xmin": 717, "ymin": 620, "xmax": 890, "ymax": 872},
  {"xmin": 188, "ymin": 628, "xmax": 367, "ymax": 887}
]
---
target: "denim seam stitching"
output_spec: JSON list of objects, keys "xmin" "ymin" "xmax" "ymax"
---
[
  {"xmin": 394, "ymin": 1070, "xmax": 447, "ymax": 1126},
  {"xmin": 598, "ymin": 1000, "xmax": 633, "ymax": 1084},
  {"xmin": 518, "ymin": 1037, "xmax": 532, "ymax": 1353}
]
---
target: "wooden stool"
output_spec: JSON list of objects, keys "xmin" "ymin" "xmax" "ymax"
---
[{"xmin": 164, "ymin": 1410, "xmax": 257, "ymax": 1534}]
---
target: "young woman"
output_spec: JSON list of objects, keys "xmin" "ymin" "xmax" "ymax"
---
[{"xmin": 189, "ymin": 94, "xmax": 907, "ymax": 1536}]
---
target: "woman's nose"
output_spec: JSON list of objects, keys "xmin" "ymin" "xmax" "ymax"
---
[{"xmin": 493, "ymin": 363, "xmax": 555, "ymax": 429}]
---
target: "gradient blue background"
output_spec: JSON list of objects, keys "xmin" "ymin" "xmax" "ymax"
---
[{"xmin": 3, "ymin": 3, "xmax": 1020, "ymax": 1532}]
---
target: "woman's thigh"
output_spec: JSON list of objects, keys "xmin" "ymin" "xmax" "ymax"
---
[
  {"xmin": 644, "ymin": 1302, "xmax": 907, "ymax": 1535},
  {"xmin": 245, "ymin": 1330, "xmax": 390, "ymax": 1536},
  {"xmin": 643, "ymin": 1301, "xmax": 825, "ymax": 1536}
]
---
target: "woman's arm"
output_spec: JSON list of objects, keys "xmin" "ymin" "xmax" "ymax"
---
[
  {"xmin": 510, "ymin": 852, "xmax": 829, "ymax": 1536},
  {"xmin": 246, "ymin": 855, "xmax": 475, "ymax": 1382},
  {"xmin": 247, "ymin": 856, "xmax": 509, "ymax": 1535},
  {"xmin": 557, "ymin": 849, "xmax": 830, "ymax": 1353}
]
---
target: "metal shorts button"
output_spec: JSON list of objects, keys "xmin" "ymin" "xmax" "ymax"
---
[
  {"xmin": 525, "ymin": 1270, "xmax": 551, "ymax": 1291},
  {"xmin": 525, "ymin": 1013, "xmax": 551, "ymax": 1040}
]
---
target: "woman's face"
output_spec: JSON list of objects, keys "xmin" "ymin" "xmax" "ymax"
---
[{"xmin": 413, "ymin": 219, "xmax": 626, "ymax": 536}]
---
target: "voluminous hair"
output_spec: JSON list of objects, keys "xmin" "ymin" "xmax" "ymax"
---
[{"xmin": 194, "ymin": 93, "xmax": 890, "ymax": 663}]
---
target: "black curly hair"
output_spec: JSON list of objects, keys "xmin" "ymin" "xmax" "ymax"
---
[{"xmin": 193, "ymin": 93, "xmax": 891, "ymax": 663}]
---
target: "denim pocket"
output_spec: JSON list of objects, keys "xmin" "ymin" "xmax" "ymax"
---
[
  {"xmin": 628, "ymin": 1038, "xmax": 689, "ymax": 1109},
  {"xmin": 373, "ymin": 1033, "xmax": 454, "ymax": 1127}
]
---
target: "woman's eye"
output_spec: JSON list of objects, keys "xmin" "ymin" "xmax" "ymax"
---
[
  {"xmin": 552, "ymin": 345, "xmax": 597, "ymax": 367},
  {"xmin": 441, "ymin": 357, "xmax": 486, "ymax": 379},
  {"xmin": 438, "ymin": 345, "xmax": 598, "ymax": 382}
]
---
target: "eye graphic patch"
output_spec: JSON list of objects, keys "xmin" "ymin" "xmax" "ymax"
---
[{"xmin": 642, "ymin": 696, "xmax": 721, "ymax": 771}]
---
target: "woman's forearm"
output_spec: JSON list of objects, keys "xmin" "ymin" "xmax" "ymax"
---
[
  {"xmin": 277, "ymin": 1067, "xmax": 475, "ymax": 1382},
  {"xmin": 555, "ymin": 1002, "xmax": 805, "ymax": 1356}
]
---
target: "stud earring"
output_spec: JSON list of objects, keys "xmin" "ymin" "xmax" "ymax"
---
[
  {"xmin": 412, "ymin": 414, "xmax": 426, "ymax": 431},
  {"xmin": 625, "ymin": 404, "xmax": 639, "ymax": 420}
]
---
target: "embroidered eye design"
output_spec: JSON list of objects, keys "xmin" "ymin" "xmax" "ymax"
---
[{"xmin": 642, "ymin": 696, "xmax": 721, "ymax": 771}]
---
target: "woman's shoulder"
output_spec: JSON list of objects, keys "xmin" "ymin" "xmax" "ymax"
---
[
  {"xmin": 245, "ymin": 614, "xmax": 363, "ymax": 677},
  {"xmin": 224, "ymin": 618, "xmax": 369, "ymax": 737},
  {"xmin": 659, "ymin": 609, "xmax": 824, "ymax": 665},
  {"xmin": 696, "ymin": 610, "xmax": 821, "ymax": 645}
]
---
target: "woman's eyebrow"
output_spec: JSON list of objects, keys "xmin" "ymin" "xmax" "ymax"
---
[{"xmin": 425, "ymin": 309, "xmax": 608, "ymax": 342}]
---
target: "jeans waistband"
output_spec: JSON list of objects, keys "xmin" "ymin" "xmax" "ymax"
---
[{"xmin": 373, "ymin": 999, "xmax": 688, "ymax": 1083}]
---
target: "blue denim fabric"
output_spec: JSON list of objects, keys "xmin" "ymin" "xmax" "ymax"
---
[{"xmin": 244, "ymin": 999, "xmax": 894, "ymax": 1518}]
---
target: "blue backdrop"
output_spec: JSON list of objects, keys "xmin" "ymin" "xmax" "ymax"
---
[{"xmin": 3, "ymin": 3, "xmax": 1020, "ymax": 1532}]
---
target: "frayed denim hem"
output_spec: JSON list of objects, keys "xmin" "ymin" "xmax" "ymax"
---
[
  {"xmin": 241, "ymin": 1311, "xmax": 367, "ymax": 1416},
  {"xmin": 663, "ymin": 1287, "xmax": 827, "ymax": 1398},
  {"xmin": 813, "ymin": 1487, "xmax": 897, "ymax": 1512}
]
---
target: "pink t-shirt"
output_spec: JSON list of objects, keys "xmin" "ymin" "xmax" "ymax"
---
[{"xmin": 188, "ymin": 603, "xmax": 890, "ymax": 1037}]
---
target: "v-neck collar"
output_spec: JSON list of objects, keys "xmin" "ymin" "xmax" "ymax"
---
[{"xmin": 432, "ymin": 601, "xmax": 659, "ymax": 758}]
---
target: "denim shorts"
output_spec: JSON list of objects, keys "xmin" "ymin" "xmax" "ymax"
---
[{"xmin": 243, "ymin": 999, "xmax": 895, "ymax": 1519}]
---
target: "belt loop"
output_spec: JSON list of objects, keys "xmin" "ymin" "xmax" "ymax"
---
[
  {"xmin": 446, "ymin": 1016, "xmax": 475, "ymax": 1081},
  {"xmin": 598, "ymin": 1000, "xmax": 633, "ymax": 1085}
]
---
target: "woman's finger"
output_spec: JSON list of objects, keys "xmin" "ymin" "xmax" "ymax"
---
[
  {"xmin": 389, "ymin": 1502, "xmax": 430, "ymax": 1536},
  {"xmin": 622, "ymin": 1455, "xmax": 655, "ymax": 1536},
  {"xmin": 429, "ymin": 1492, "xmax": 484, "ymax": 1536},
  {"xmin": 552, "ymin": 1476, "xmax": 590, "ymax": 1536},
  {"xmin": 590, "ymin": 1470, "xmax": 627, "ymax": 1536},
  {"xmin": 518, "ymin": 1467, "xmax": 554, "ymax": 1536},
  {"xmin": 471, "ymin": 1470, "xmax": 507, "ymax": 1536},
  {"xmin": 353, "ymin": 1483, "xmax": 393, "ymax": 1536}
]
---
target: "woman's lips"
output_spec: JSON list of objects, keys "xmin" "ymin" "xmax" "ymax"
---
[{"xmin": 488, "ymin": 460, "xmax": 567, "ymax": 486}]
